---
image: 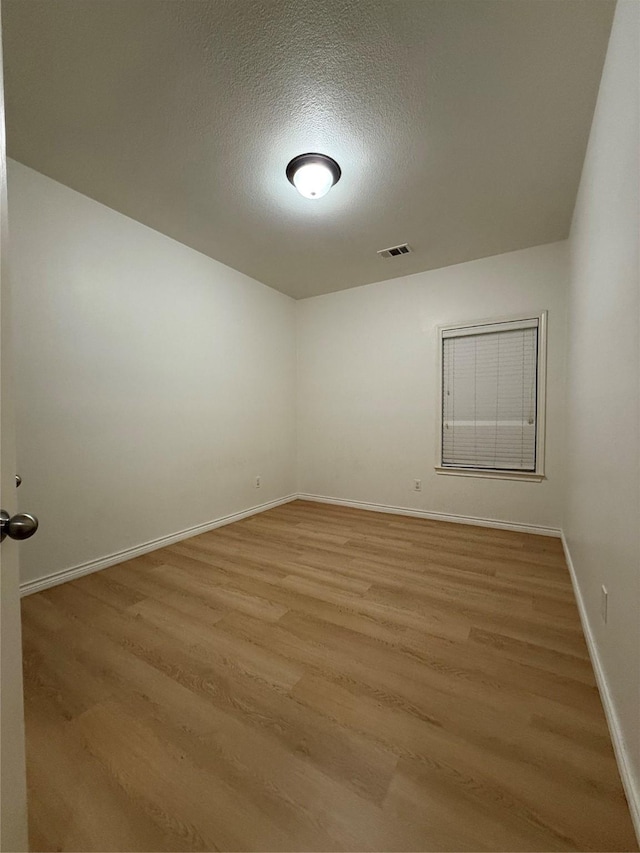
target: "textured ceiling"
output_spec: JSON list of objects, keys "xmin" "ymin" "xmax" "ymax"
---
[{"xmin": 3, "ymin": 0, "xmax": 614, "ymax": 299}]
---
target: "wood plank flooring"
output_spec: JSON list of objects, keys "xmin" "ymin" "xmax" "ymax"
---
[{"xmin": 21, "ymin": 500, "xmax": 638, "ymax": 852}]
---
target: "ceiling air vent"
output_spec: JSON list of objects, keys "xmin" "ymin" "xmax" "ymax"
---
[{"xmin": 377, "ymin": 243, "xmax": 412, "ymax": 259}]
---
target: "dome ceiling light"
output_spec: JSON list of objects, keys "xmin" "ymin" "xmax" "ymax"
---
[{"xmin": 286, "ymin": 153, "xmax": 341, "ymax": 200}]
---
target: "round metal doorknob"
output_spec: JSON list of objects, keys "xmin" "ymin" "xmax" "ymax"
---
[{"xmin": 0, "ymin": 510, "xmax": 39, "ymax": 543}]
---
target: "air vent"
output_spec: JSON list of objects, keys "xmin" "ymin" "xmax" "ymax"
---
[{"xmin": 377, "ymin": 243, "xmax": 412, "ymax": 259}]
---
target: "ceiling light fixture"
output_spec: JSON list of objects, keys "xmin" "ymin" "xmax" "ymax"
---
[{"xmin": 286, "ymin": 153, "xmax": 341, "ymax": 199}]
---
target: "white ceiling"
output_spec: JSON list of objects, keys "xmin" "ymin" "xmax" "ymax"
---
[{"xmin": 3, "ymin": 0, "xmax": 614, "ymax": 299}]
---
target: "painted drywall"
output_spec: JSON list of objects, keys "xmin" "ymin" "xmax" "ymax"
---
[
  {"xmin": 8, "ymin": 160, "xmax": 297, "ymax": 585},
  {"xmin": 296, "ymin": 241, "xmax": 568, "ymax": 529},
  {"xmin": 3, "ymin": 1, "xmax": 614, "ymax": 298},
  {"xmin": 564, "ymin": 0, "xmax": 640, "ymax": 823}
]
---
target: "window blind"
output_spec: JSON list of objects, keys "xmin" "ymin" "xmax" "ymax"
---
[{"xmin": 442, "ymin": 324, "xmax": 538, "ymax": 471}]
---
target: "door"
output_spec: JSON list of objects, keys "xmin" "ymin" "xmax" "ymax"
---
[{"xmin": 0, "ymin": 2, "xmax": 29, "ymax": 848}]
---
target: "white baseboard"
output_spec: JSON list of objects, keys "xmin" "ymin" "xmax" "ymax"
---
[
  {"xmin": 561, "ymin": 533, "xmax": 640, "ymax": 844},
  {"xmin": 297, "ymin": 493, "xmax": 562, "ymax": 537},
  {"xmin": 19, "ymin": 494, "xmax": 297, "ymax": 597},
  {"xmin": 21, "ymin": 492, "xmax": 561, "ymax": 598}
]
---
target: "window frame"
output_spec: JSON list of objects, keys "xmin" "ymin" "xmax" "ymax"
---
[{"xmin": 435, "ymin": 311, "xmax": 548, "ymax": 482}]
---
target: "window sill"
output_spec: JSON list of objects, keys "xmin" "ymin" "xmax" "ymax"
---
[{"xmin": 435, "ymin": 466, "xmax": 545, "ymax": 483}]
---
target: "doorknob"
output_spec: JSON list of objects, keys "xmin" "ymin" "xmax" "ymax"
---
[{"xmin": 0, "ymin": 510, "xmax": 38, "ymax": 543}]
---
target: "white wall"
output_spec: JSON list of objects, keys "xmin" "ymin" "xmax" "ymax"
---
[
  {"xmin": 564, "ymin": 0, "xmax": 640, "ymax": 826},
  {"xmin": 8, "ymin": 160, "xmax": 297, "ymax": 586},
  {"xmin": 297, "ymin": 241, "xmax": 568, "ymax": 530}
]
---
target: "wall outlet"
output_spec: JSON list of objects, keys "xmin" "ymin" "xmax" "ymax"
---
[
  {"xmin": 601, "ymin": 585, "xmax": 608, "ymax": 624},
  {"xmin": 413, "ymin": 479, "xmax": 422, "ymax": 491},
  {"xmin": 255, "ymin": 476, "xmax": 261, "ymax": 488}
]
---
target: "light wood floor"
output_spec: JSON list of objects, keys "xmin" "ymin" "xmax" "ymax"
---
[{"xmin": 21, "ymin": 500, "xmax": 638, "ymax": 852}]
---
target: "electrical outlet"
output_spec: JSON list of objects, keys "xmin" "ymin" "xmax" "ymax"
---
[
  {"xmin": 413, "ymin": 479, "xmax": 422, "ymax": 491},
  {"xmin": 255, "ymin": 476, "xmax": 261, "ymax": 488},
  {"xmin": 601, "ymin": 585, "xmax": 608, "ymax": 624}
]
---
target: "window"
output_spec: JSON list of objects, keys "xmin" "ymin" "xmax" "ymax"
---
[{"xmin": 437, "ymin": 313, "xmax": 547, "ymax": 481}]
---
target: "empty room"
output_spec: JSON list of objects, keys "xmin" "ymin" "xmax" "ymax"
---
[{"xmin": 0, "ymin": 1, "xmax": 638, "ymax": 851}]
